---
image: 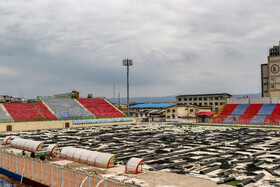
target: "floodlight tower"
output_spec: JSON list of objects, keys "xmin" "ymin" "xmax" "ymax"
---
[{"xmin": 123, "ymin": 59, "xmax": 133, "ymax": 116}]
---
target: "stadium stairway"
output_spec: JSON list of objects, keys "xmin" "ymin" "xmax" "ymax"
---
[
  {"xmin": 33, "ymin": 103, "xmax": 57, "ymax": 120},
  {"xmin": 212, "ymin": 104, "xmax": 238, "ymax": 123},
  {"xmin": 0, "ymin": 104, "xmax": 14, "ymax": 122}
]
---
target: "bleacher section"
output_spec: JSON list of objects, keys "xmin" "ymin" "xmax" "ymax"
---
[
  {"xmin": 212, "ymin": 104, "xmax": 237, "ymax": 123},
  {"xmin": 235, "ymin": 104, "xmax": 263, "ymax": 124},
  {"xmin": 222, "ymin": 104, "xmax": 249, "ymax": 124},
  {"xmin": 42, "ymin": 98, "xmax": 94, "ymax": 119},
  {"xmin": 212, "ymin": 103, "xmax": 280, "ymax": 125},
  {"xmin": 77, "ymin": 98, "xmax": 125, "ymax": 118},
  {"xmin": 3, "ymin": 103, "xmax": 45, "ymax": 122},
  {"xmin": 33, "ymin": 103, "xmax": 57, "ymax": 120},
  {"xmin": 0, "ymin": 104, "xmax": 13, "ymax": 122}
]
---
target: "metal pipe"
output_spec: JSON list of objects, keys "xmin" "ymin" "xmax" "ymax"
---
[
  {"xmin": 252, "ymin": 173, "xmax": 265, "ymax": 183},
  {"xmin": 79, "ymin": 176, "xmax": 88, "ymax": 187},
  {"xmin": 217, "ymin": 176, "xmax": 236, "ymax": 184},
  {"xmin": 254, "ymin": 160, "xmax": 265, "ymax": 167},
  {"xmin": 253, "ymin": 152, "xmax": 266, "ymax": 157},
  {"xmin": 237, "ymin": 178, "xmax": 253, "ymax": 187},
  {"xmin": 127, "ymin": 64, "xmax": 129, "ymax": 116}
]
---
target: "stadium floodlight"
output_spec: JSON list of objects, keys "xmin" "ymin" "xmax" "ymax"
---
[{"xmin": 123, "ymin": 59, "xmax": 133, "ymax": 116}]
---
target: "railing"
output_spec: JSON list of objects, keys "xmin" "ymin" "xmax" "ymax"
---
[
  {"xmin": 0, "ymin": 150, "xmax": 132, "ymax": 187},
  {"xmin": 0, "ymin": 115, "xmax": 131, "ymax": 123}
]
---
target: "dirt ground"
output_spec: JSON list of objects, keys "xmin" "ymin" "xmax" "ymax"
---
[
  {"xmin": 129, "ymin": 170, "xmax": 229, "ymax": 187},
  {"xmin": 106, "ymin": 164, "xmax": 229, "ymax": 187}
]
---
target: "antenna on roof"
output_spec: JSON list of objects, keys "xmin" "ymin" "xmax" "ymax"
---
[
  {"xmin": 113, "ymin": 79, "xmax": 116, "ymax": 104},
  {"xmin": 19, "ymin": 85, "xmax": 21, "ymax": 98},
  {"xmin": 118, "ymin": 92, "xmax": 120, "ymax": 108}
]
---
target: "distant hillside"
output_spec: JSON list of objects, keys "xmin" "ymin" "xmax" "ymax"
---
[
  {"xmin": 231, "ymin": 93, "xmax": 262, "ymax": 98},
  {"xmin": 108, "ymin": 93, "xmax": 262, "ymax": 104},
  {"xmin": 108, "ymin": 95, "xmax": 177, "ymax": 103}
]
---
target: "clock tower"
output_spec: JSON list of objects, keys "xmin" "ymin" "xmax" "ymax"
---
[{"xmin": 261, "ymin": 41, "xmax": 280, "ymax": 97}]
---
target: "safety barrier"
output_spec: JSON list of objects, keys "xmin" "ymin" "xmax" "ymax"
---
[
  {"xmin": 73, "ymin": 118, "xmax": 134, "ymax": 125},
  {"xmin": 0, "ymin": 150, "xmax": 131, "ymax": 187}
]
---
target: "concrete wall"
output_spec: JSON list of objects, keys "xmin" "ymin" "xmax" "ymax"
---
[
  {"xmin": 250, "ymin": 97, "xmax": 270, "ymax": 104},
  {"xmin": 227, "ymin": 98, "xmax": 249, "ymax": 104},
  {"xmin": 0, "ymin": 120, "xmax": 71, "ymax": 132},
  {"xmin": 0, "ymin": 118, "xmax": 136, "ymax": 132}
]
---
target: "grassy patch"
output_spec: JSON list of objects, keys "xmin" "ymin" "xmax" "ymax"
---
[{"xmin": 224, "ymin": 180, "xmax": 240, "ymax": 186}]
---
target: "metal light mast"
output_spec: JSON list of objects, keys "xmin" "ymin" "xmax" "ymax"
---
[{"xmin": 123, "ymin": 59, "xmax": 133, "ymax": 116}]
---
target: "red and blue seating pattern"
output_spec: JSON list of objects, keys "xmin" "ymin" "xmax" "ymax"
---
[
  {"xmin": 0, "ymin": 98, "xmax": 124, "ymax": 122},
  {"xmin": 212, "ymin": 104, "xmax": 238, "ymax": 123},
  {"xmin": 77, "ymin": 98, "xmax": 125, "ymax": 118},
  {"xmin": 212, "ymin": 103, "xmax": 280, "ymax": 125}
]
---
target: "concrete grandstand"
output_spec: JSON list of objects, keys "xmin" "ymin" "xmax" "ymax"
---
[
  {"xmin": 0, "ymin": 97, "xmax": 125, "ymax": 123},
  {"xmin": 211, "ymin": 97, "xmax": 280, "ymax": 125}
]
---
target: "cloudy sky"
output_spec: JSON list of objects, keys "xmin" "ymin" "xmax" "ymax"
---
[{"xmin": 0, "ymin": 0, "xmax": 280, "ymax": 99}]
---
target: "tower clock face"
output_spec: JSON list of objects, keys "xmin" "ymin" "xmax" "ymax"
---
[{"xmin": 271, "ymin": 64, "xmax": 280, "ymax": 74}]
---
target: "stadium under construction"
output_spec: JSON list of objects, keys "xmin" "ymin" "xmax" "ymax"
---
[{"xmin": 1, "ymin": 42, "xmax": 280, "ymax": 187}]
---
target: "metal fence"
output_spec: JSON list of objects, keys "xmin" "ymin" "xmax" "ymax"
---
[{"xmin": 0, "ymin": 151, "xmax": 128, "ymax": 187}]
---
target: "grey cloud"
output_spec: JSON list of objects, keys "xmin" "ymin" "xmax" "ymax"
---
[{"xmin": 0, "ymin": 0, "xmax": 280, "ymax": 98}]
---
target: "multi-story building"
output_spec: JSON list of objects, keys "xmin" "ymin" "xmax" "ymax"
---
[
  {"xmin": 165, "ymin": 104, "xmax": 211, "ymax": 122},
  {"xmin": 131, "ymin": 103, "xmax": 175, "ymax": 122},
  {"xmin": 261, "ymin": 41, "xmax": 280, "ymax": 97},
  {"xmin": 176, "ymin": 93, "xmax": 231, "ymax": 111}
]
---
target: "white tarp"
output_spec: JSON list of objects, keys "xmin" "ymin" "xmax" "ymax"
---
[
  {"xmin": 60, "ymin": 147, "xmax": 115, "ymax": 168},
  {"xmin": 10, "ymin": 138, "xmax": 43, "ymax": 152},
  {"xmin": 126, "ymin": 157, "xmax": 144, "ymax": 174}
]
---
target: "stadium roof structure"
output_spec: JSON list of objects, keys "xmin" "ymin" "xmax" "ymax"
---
[{"xmin": 131, "ymin": 103, "xmax": 176, "ymax": 109}]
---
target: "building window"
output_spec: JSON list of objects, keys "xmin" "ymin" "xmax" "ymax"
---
[
  {"xmin": 205, "ymin": 103, "xmax": 208, "ymax": 106},
  {"xmin": 210, "ymin": 103, "xmax": 213, "ymax": 106},
  {"xmin": 209, "ymin": 97, "xmax": 213, "ymax": 100},
  {"xmin": 172, "ymin": 109, "xmax": 175, "ymax": 113},
  {"xmin": 271, "ymin": 84, "xmax": 275, "ymax": 89},
  {"xmin": 195, "ymin": 109, "xmax": 199, "ymax": 113},
  {"xmin": 184, "ymin": 98, "xmax": 187, "ymax": 101},
  {"xmin": 199, "ymin": 103, "xmax": 202, "ymax": 106},
  {"xmin": 199, "ymin": 98, "xmax": 202, "ymax": 101},
  {"xmin": 190, "ymin": 109, "xmax": 193, "ymax": 113},
  {"xmin": 194, "ymin": 98, "xmax": 197, "ymax": 101},
  {"xmin": 178, "ymin": 98, "xmax": 182, "ymax": 101},
  {"xmin": 189, "ymin": 98, "xmax": 192, "ymax": 101},
  {"xmin": 215, "ymin": 102, "xmax": 218, "ymax": 105},
  {"xmin": 167, "ymin": 109, "xmax": 170, "ymax": 113},
  {"xmin": 204, "ymin": 97, "xmax": 207, "ymax": 101},
  {"xmin": 271, "ymin": 77, "xmax": 275, "ymax": 81},
  {"xmin": 220, "ymin": 102, "xmax": 223, "ymax": 105},
  {"xmin": 215, "ymin": 97, "xmax": 219, "ymax": 100}
]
